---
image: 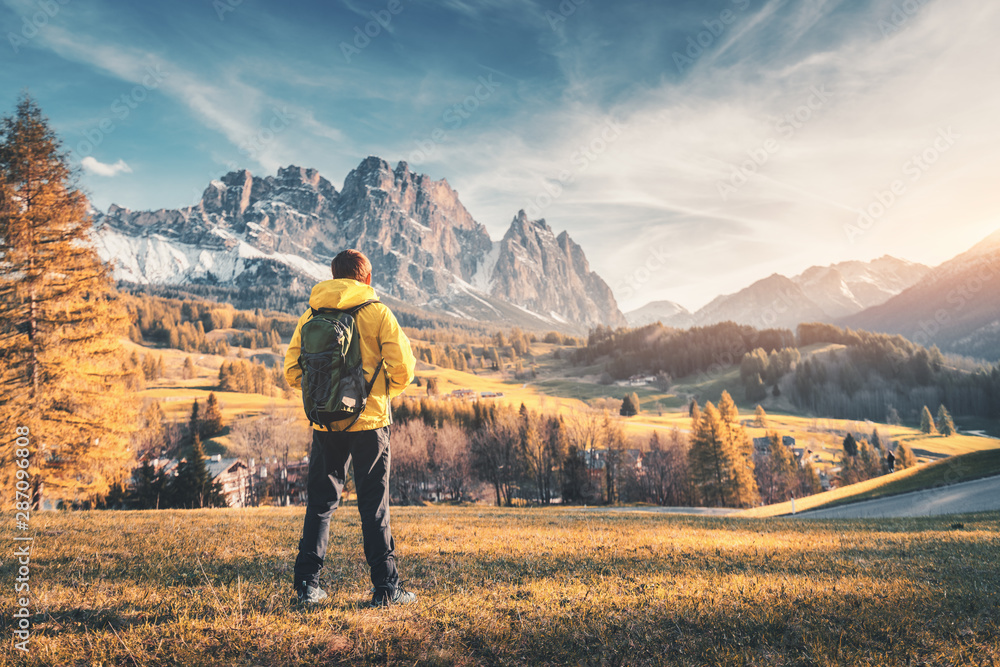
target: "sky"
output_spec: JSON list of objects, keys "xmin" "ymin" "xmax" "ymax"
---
[{"xmin": 2, "ymin": 0, "xmax": 998, "ymax": 312}]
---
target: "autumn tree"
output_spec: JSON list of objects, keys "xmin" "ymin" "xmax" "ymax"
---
[
  {"xmin": 0, "ymin": 95, "xmax": 138, "ymax": 507},
  {"xmin": 919, "ymin": 405, "xmax": 937, "ymax": 435},
  {"xmin": 895, "ymin": 442, "xmax": 917, "ymax": 469},
  {"xmin": 688, "ymin": 391, "xmax": 758, "ymax": 508},
  {"xmin": 201, "ymin": 392, "xmax": 224, "ymax": 438},
  {"xmin": 754, "ymin": 404, "xmax": 767, "ymax": 428},
  {"xmin": 936, "ymin": 404, "xmax": 956, "ymax": 436}
]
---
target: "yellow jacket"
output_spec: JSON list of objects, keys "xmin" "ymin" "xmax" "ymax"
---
[{"xmin": 284, "ymin": 279, "xmax": 416, "ymax": 431}]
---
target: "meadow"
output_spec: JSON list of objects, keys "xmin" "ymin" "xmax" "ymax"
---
[{"xmin": 4, "ymin": 506, "xmax": 998, "ymax": 666}]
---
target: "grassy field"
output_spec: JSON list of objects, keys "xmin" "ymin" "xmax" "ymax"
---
[
  {"xmin": 744, "ymin": 447, "xmax": 1000, "ymax": 518},
  {"xmin": 4, "ymin": 507, "xmax": 999, "ymax": 666}
]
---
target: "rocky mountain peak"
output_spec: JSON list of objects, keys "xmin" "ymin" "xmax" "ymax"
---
[
  {"xmin": 489, "ymin": 211, "xmax": 626, "ymax": 328},
  {"xmin": 90, "ymin": 156, "xmax": 626, "ymax": 332}
]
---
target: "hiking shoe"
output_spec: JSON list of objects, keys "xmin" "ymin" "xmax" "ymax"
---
[
  {"xmin": 370, "ymin": 586, "xmax": 417, "ymax": 607},
  {"xmin": 295, "ymin": 581, "xmax": 328, "ymax": 605}
]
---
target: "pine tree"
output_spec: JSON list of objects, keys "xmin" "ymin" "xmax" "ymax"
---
[
  {"xmin": 935, "ymin": 404, "xmax": 956, "ymax": 436},
  {"xmin": 130, "ymin": 460, "xmax": 168, "ymax": 509},
  {"xmin": 886, "ymin": 406, "xmax": 901, "ymax": 426},
  {"xmin": 767, "ymin": 431, "xmax": 797, "ymax": 503},
  {"xmin": 796, "ymin": 460, "xmax": 823, "ymax": 496},
  {"xmin": 896, "ymin": 442, "xmax": 917, "ymax": 469},
  {"xmin": 688, "ymin": 392, "xmax": 758, "ymax": 508},
  {"xmin": 842, "ymin": 433, "xmax": 858, "ymax": 457},
  {"xmin": 919, "ymin": 406, "xmax": 937, "ymax": 434},
  {"xmin": 871, "ymin": 428, "xmax": 882, "ymax": 451},
  {"xmin": 188, "ymin": 399, "xmax": 200, "ymax": 442},
  {"xmin": 0, "ymin": 95, "xmax": 138, "ymax": 507},
  {"xmin": 718, "ymin": 391, "xmax": 758, "ymax": 507},
  {"xmin": 182, "ymin": 356, "xmax": 195, "ymax": 379},
  {"xmin": 620, "ymin": 393, "xmax": 639, "ymax": 417},
  {"xmin": 755, "ymin": 404, "xmax": 767, "ymax": 428},
  {"xmin": 201, "ymin": 392, "xmax": 224, "ymax": 437},
  {"xmin": 170, "ymin": 433, "xmax": 224, "ymax": 508}
]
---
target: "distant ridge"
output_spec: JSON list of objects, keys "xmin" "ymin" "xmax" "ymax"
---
[
  {"xmin": 842, "ymin": 228, "xmax": 1000, "ymax": 359},
  {"xmin": 627, "ymin": 256, "xmax": 929, "ymax": 330}
]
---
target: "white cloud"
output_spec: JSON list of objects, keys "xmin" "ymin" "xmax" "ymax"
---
[
  {"xmin": 81, "ymin": 156, "xmax": 132, "ymax": 177},
  {"xmin": 417, "ymin": 0, "xmax": 1000, "ymax": 311}
]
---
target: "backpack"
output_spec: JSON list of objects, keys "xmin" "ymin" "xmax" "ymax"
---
[{"xmin": 298, "ymin": 300, "xmax": 384, "ymax": 431}]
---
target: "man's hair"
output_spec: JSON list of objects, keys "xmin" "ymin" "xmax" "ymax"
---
[{"xmin": 331, "ymin": 249, "xmax": 372, "ymax": 282}]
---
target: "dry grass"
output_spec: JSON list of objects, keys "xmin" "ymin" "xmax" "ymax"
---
[{"xmin": 3, "ymin": 506, "xmax": 998, "ymax": 666}]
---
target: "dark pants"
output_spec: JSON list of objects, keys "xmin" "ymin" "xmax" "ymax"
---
[{"xmin": 293, "ymin": 425, "xmax": 398, "ymax": 595}]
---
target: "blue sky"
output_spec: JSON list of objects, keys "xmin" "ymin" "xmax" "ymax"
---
[{"xmin": 2, "ymin": 0, "xmax": 998, "ymax": 311}]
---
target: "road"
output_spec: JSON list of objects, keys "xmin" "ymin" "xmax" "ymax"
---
[{"xmin": 796, "ymin": 474, "xmax": 1000, "ymax": 519}]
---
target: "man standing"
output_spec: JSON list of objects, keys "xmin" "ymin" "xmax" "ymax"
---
[{"xmin": 285, "ymin": 249, "xmax": 416, "ymax": 606}]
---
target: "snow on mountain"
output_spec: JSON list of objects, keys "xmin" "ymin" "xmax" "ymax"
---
[
  {"xmin": 89, "ymin": 158, "xmax": 626, "ymax": 331},
  {"xmin": 625, "ymin": 300, "xmax": 694, "ymax": 328}
]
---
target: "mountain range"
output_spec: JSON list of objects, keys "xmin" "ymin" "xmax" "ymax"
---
[
  {"xmin": 626, "ymin": 256, "xmax": 931, "ymax": 331},
  {"xmin": 89, "ymin": 156, "xmax": 998, "ymax": 356},
  {"xmin": 842, "ymin": 229, "xmax": 1000, "ymax": 360},
  {"xmin": 625, "ymin": 236, "xmax": 1000, "ymax": 360},
  {"xmin": 90, "ymin": 158, "xmax": 627, "ymax": 332}
]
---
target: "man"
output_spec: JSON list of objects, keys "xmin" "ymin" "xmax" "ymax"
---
[{"xmin": 284, "ymin": 249, "xmax": 417, "ymax": 606}]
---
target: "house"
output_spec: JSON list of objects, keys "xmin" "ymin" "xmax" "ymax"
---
[
  {"xmin": 205, "ymin": 455, "xmax": 254, "ymax": 508},
  {"xmin": 583, "ymin": 448, "xmax": 644, "ymax": 471},
  {"xmin": 152, "ymin": 455, "xmax": 256, "ymax": 508},
  {"xmin": 752, "ymin": 435, "xmax": 796, "ymax": 451}
]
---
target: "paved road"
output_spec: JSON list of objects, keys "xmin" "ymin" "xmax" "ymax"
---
[{"xmin": 796, "ymin": 474, "xmax": 1000, "ymax": 519}]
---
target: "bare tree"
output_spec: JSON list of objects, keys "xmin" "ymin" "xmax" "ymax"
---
[
  {"xmin": 431, "ymin": 423, "xmax": 471, "ymax": 501},
  {"xmin": 471, "ymin": 409, "xmax": 522, "ymax": 506},
  {"xmin": 391, "ymin": 419, "xmax": 432, "ymax": 503},
  {"xmin": 229, "ymin": 404, "xmax": 309, "ymax": 505}
]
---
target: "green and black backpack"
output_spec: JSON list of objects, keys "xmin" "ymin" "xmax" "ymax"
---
[{"xmin": 298, "ymin": 300, "xmax": 384, "ymax": 431}]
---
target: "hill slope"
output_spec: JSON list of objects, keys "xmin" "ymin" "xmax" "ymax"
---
[{"xmin": 842, "ymin": 228, "xmax": 1000, "ymax": 359}]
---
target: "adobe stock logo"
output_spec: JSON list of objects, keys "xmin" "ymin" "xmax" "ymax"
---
[
  {"xmin": 340, "ymin": 0, "xmax": 407, "ymax": 63},
  {"xmin": 672, "ymin": 0, "xmax": 752, "ymax": 73},
  {"xmin": 7, "ymin": 0, "xmax": 71, "ymax": 54},
  {"xmin": 615, "ymin": 245, "xmax": 671, "ymax": 304},
  {"xmin": 716, "ymin": 85, "xmax": 832, "ymax": 201},
  {"xmin": 844, "ymin": 127, "xmax": 959, "ymax": 244}
]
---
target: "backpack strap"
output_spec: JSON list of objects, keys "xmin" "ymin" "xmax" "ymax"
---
[
  {"xmin": 347, "ymin": 299, "xmax": 379, "ymax": 315},
  {"xmin": 309, "ymin": 299, "xmax": 379, "ymax": 317}
]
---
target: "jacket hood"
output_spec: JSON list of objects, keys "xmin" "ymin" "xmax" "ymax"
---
[{"xmin": 308, "ymin": 279, "xmax": 379, "ymax": 310}]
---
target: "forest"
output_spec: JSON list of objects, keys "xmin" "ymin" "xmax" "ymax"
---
[{"xmin": 573, "ymin": 320, "xmax": 1000, "ymax": 423}]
